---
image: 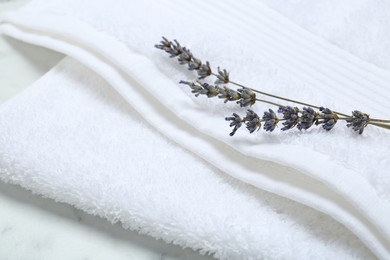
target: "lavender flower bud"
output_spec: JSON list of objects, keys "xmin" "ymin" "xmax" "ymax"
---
[
  {"xmin": 215, "ymin": 67, "xmax": 230, "ymax": 85},
  {"xmin": 244, "ymin": 109, "xmax": 261, "ymax": 134},
  {"xmin": 197, "ymin": 61, "xmax": 212, "ymax": 79},
  {"xmin": 188, "ymin": 57, "xmax": 202, "ymax": 70},
  {"xmin": 278, "ymin": 106, "xmax": 299, "ymax": 131},
  {"xmin": 297, "ymin": 107, "xmax": 318, "ymax": 130},
  {"xmin": 199, "ymin": 83, "xmax": 219, "ymax": 97},
  {"xmin": 347, "ymin": 110, "xmax": 369, "ymax": 134},
  {"xmin": 168, "ymin": 40, "xmax": 183, "ymax": 57},
  {"xmin": 237, "ymin": 88, "xmax": 256, "ymax": 107},
  {"xmin": 178, "ymin": 47, "xmax": 193, "ymax": 64},
  {"xmin": 317, "ymin": 107, "xmax": 338, "ymax": 131},
  {"xmin": 262, "ymin": 109, "xmax": 279, "ymax": 132},
  {"xmin": 154, "ymin": 37, "xmax": 172, "ymax": 52},
  {"xmin": 179, "ymin": 80, "xmax": 202, "ymax": 96},
  {"xmin": 225, "ymin": 113, "xmax": 243, "ymax": 136},
  {"xmin": 179, "ymin": 81, "xmax": 218, "ymax": 97},
  {"xmin": 217, "ymin": 86, "xmax": 241, "ymax": 103}
]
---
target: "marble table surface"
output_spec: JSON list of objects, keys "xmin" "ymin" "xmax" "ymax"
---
[{"xmin": 0, "ymin": 1, "xmax": 215, "ymax": 259}]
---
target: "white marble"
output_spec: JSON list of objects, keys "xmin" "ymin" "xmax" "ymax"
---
[
  {"xmin": 0, "ymin": 1, "xmax": 214, "ymax": 259},
  {"xmin": 0, "ymin": 182, "xmax": 215, "ymax": 260}
]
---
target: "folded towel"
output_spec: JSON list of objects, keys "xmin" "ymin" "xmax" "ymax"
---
[
  {"xmin": 1, "ymin": 0, "xmax": 389, "ymax": 258},
  {"xmin": 0, "ymin": 56, "xmax": 374, "ymax": 259}
]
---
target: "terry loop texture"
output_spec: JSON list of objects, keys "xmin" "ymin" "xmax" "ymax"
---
[
  {"xmin": 0, "ymin": 0, "xmax": 390, "ymax": 259},
  {"xmin": 0, "ymin": 57, "xmax": 375, "ymax": 259}
]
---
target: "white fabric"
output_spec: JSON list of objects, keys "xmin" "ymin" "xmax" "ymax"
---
[
  {"xmin": 0, "ymin": 57, "xmax": 373, "ymax": 259},
  {"xmin": 260, "ymin": 0, "xmax": 390, "ymax": 71},
  {"xmin": 0, "ymin": 0, "xmax": 389, "ymax": 259}
]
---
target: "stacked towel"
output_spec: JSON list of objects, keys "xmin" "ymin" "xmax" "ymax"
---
[{"xmin": 1, "ymin": 0, "xmax": 389, "ymax": 258}]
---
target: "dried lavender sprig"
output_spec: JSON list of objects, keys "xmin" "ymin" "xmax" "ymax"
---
[
  {"xmin": 213, "ymin": 70, "xmax": 390, "ymax": 125},
  {"xmin": 179, "ymin": 81, "xmax": 218, "ymax": 97},
  {"xmin": 179, "ymin": 80, "xmax": 285, "ymax": 108},
  {"xmin": 179, "ymin": 79, "xmax": 382, "ymax": 135},
  {"xmin": 225, "ymin": 109, "xmax": 283, "ymax": 135},
  {"xmin": 179, "ymin": 79, "xmax": 383, "ymax": 135},
  {"xmin": 155, "ymin": 37, "xmax": 390, "ymax": 128},
  {"xmin": 155, "ymin": 37, "xmax": 212, "ymax": 80},
  {"xmin": 156, "ymin": 37, "xmax": 347, "ymax": 117},
  {"xmin": 224, "ymin": 78, "xmax": 390, "ymax": 127},
  {"xmin": 225, "ymin": 110, "xmax": 261, "ymax": 136},
  {"xmin": 179, "ymin": 81, "xmax": 259, "ymax": 108},
  {"xmin": 226, "ymin": 107, "xmax": 371, "ymax": 136}
]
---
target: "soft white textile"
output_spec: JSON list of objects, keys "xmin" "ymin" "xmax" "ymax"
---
[
  {"xmin": 0, "ymin": 0, "xmax": 389, "ymax": 259},
  {"xmin": 0, "ymin": 57, "xmax": 374, "ymax": 259},
  {"xmin": 260, "ymin": 0, "xmax": 390, "ymax": 71}
]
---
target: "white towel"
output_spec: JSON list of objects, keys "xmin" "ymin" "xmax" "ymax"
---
[{"xmin": 1, "ymin": 0, "xmax": 389, "ymax": 259}]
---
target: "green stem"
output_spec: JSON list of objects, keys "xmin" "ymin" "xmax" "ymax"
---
[
  {"xmin": 368, "ymin": 122, "xmax": 390, "ymax": 130},
  {"xmin": 369, "ymin": 118, "xmax": 390, "ymax": 123}
]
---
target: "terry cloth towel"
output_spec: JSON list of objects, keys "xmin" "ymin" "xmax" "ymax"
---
[{"xmin": 1, "ymin": 0, "xmax": 390, "ymax": 259}]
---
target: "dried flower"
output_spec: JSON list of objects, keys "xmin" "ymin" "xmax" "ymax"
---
[
  {"xmin": 215, "ymin": 67, "xmax": 230, "ymax": 85},
  {"xmin": 317, "ymin": 107, "xmax": 338, "ymax": 131},
  {"xmin": 154, "ymin": 38, "xmax": 186, "ymax": 59},
  {"xmin": 217, "ymin": 86, "xmax": 241, "ymax": 103},
  {"xmin": 157, "ymin": 37, "xmax": 390, "ymax": 135},
  {"xmin": 262, "ymin": 109, "xmax": 279, "ymax": 132},
  {"xmin": 225, "ymin": 113, "xmax": 243, "ymax": 136},
  {"xmin": 168, "ymin": 40, "xmax": 184, "ymax": 57},
  {"xmin": 179, "ymin": 81, "xmax": 218, "ymax": 97},
  {"xmin": 297, "ymin": 107, "xmax": 318, "ymax": 130},
  {"xmin": 155, "ymin": 37, "xmax": 172, "ymax": 52},
  {"xmin": 200, "ymin": 83, "xmax": 219, "ymax": 98},
  {"xmin": 347, "ymin": 110, "xmax": 369, "ymax": 134},
  {"xmin": 179, "ymin": 80, "xmax": 202, "ymax": 96},
  {"xmin": 244, "ymin": 109, "xmax": 261, "ymax": 133},
  {"xmin": 198, "ymin": 61, "xmax": 212, "ymax": 79},
  {"xmin": 188, "ymin": 57, "xmax": 202, "ymax": 70},
  {"xmin": 178, "ymin": 47, "xmax": 193, "ymax": 65},
  {"xmin": 278, "ymin": 106, "xmax": 299, "ymax": 131},
  {"xmin": 237, "ymin": 88, "xmax": 256, "ymax": 107}
]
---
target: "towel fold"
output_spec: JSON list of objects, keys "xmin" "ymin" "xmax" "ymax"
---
[{"xmin": 0, "ymin": 0, "xmax": 389, "ymax": 258}]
